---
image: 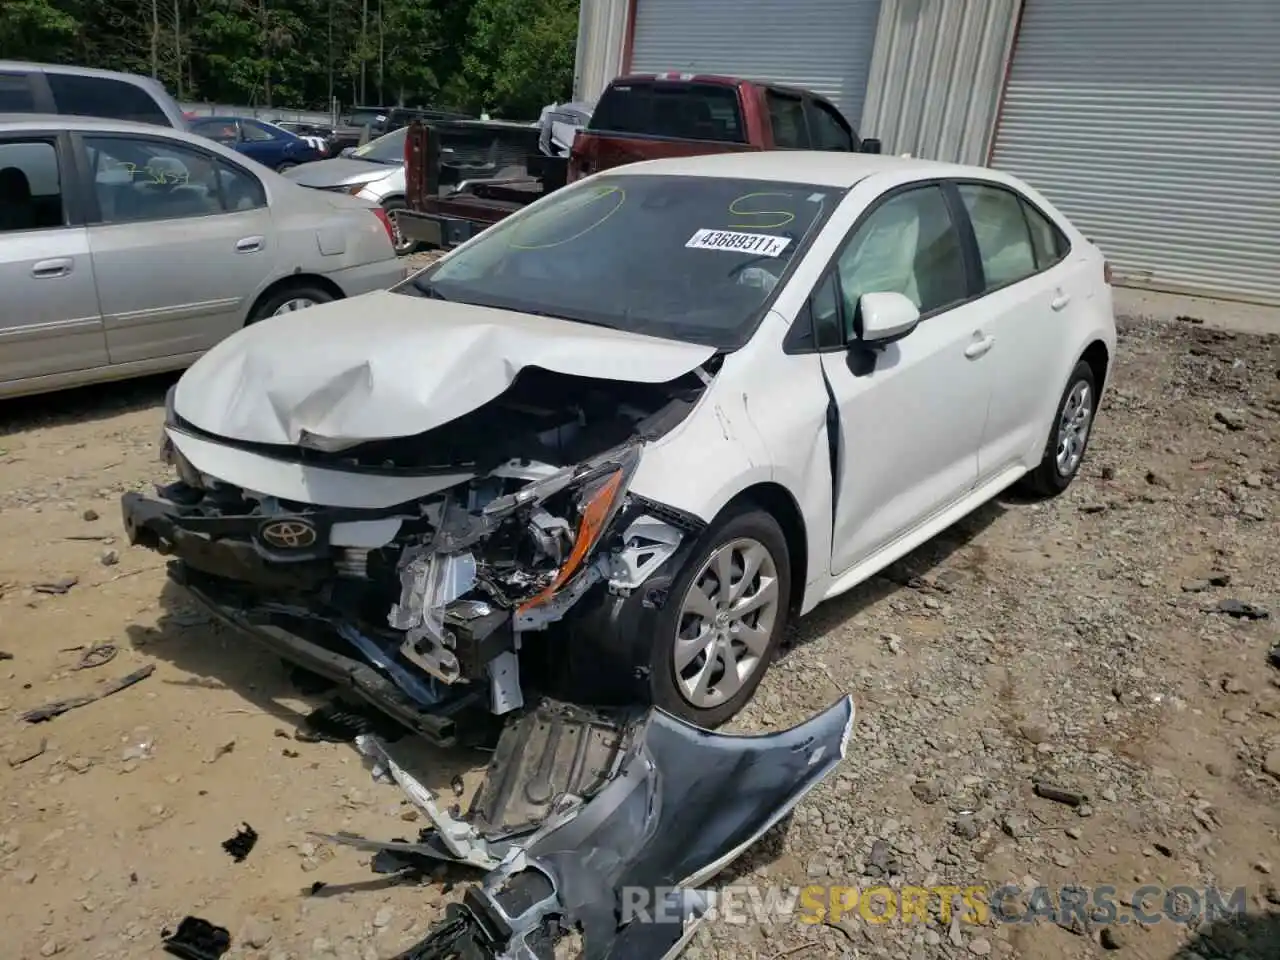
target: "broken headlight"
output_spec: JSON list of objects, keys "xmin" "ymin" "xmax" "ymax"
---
[
  {"xmin": 159, "ymin": 383, "xmax": 178, "ymax": 465},
  {"xmin": 485, "ymin": 443, "xmax": 641, "ymax": 615}
]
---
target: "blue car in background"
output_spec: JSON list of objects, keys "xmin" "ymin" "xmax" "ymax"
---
[{"xmin": 188, "ymin": 116, "xmax": 327, "ymax": 172}]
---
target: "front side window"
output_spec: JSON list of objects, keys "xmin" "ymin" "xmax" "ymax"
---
[
  {"xmin": 835, "ymin": 185, "xmax": 968, "ymax": 335},
  {"xmin": 766, "ymin": 92, "xmax": 809, "ymax": 148},
  {"xmin": 0, "ymin": 73, "xmax": 37, "ymax": 112},
  {"xmin": 0, "ymin": 139, "xmax": 64, "ymax": 233},
  {"xmin": 957, "ymin": 182, "xmax": 1037, "ymax": 291},
  {"xmin": 400, "ymin": 174, "xmax": 842, "ymax": 349},
  {"xmin": 84, "ymin": 136, "xmax": 229, "ymax": 223},
  {"xmin": 48, "ymin": 74, "xmax": 170, "ymax": 126}
]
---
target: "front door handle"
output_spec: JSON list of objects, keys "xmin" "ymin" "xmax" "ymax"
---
[
  {"xmin": 1051, "ymin": 292, "xmax": 1071, "ymax": 311},
  {"xmin": 236, "ymin": 236, "xmax": 264, "ymax": 253},
  {"xmin": 31, "ymin": 258, "xmax": 72, "ymax": 279},
  {"xmin": 964, "ymin": 335, "xmax": 996, "ymax": 360}
]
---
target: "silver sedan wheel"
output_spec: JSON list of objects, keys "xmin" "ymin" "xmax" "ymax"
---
[
  {"xmin": 674, "ymin": 537, "xmax": 780, "ymax": 709},
  {"xmin": 271, "ymin": 297, "xmax": 318, "ymax": 316},
  {"xmin": 1056, "ymin": 380, "xmax": 1093, "ymax": 476}
]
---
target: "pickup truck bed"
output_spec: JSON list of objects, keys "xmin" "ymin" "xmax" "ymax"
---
[{"xmin": 395, "ymin": 73, "xmax": 879, "ymax": 251}]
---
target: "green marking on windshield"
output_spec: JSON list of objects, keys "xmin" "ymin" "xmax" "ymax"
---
[
  {"xmin": 728, "ymin": 192, "xmax": 796, "ymax": 230},
  {"xmin": 507, "ymin": 185, "xmax": 626, "ymax": 250}
]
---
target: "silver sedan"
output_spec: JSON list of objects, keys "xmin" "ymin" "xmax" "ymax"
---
[{"xmin": 0, "ymin": 114, "xmax": 406, "ymax": 400}]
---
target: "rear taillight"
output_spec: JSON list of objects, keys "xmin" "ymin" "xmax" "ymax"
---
[
  {"xmin": 1103, "ymin": 260, "xmax": 1114, "ymax": 285},
  {"xmin": 372, "ymin": 208, "xmax": 396, "ymax": 245}
]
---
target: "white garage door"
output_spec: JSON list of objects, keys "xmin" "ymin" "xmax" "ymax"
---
[
  {"xmin": 628, "ymin": 0, "xmax": 883, "ymax": 127},
  {"xmin": 991, "ymin": 0, "xmax": 1280, "ymax": 305}
]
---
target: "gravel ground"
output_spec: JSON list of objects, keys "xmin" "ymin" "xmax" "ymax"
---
[{"xmin": 0, "ymin": 312, "xmax": 1277, "ymax": 960}]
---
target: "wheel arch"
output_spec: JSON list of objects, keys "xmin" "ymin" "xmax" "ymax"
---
[
  {"xmin": 717, "ymin": 481, "xmax": 809, "ymax": 616},
  {"xmin": 244, "ymin": 274, "xmax": 345, "ymax": 324},
  {"xmin": 1079, "ymin": 338, "xmax": 1111, "ymax": 395}
]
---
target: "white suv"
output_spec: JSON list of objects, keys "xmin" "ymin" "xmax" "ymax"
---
[{"xmin": 0, "ymin": 61, "xmax": 188, "ymax": 130}]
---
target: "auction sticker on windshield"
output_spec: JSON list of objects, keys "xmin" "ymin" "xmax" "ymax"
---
[{"xmin": 686, "ymin": 229, "xmax": 791, "ymax": 257}]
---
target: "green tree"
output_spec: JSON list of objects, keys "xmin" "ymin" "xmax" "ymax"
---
[
  {"xmin": 455, "ymin": 0, "xmax": 579, "ymax": 119},
  {"xmin": 0, "ymin": 0, "xmax": 580, "ymax": 116},
  {"xmin": 0, "ymin": 0, "xmax": 80, "ymax": 63}
]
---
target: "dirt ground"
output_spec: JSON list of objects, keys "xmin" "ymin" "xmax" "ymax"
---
[{"xmin": 1, "ymin": 312, "xmax": 1277, "ymax": 960}]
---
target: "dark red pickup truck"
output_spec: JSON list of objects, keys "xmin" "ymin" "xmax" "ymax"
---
[{"xmin": 396, "ymin": 73, "xmax": 881, "ymax": 251}]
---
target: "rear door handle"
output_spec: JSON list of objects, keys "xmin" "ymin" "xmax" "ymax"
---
[
  {"xmin": 236, "ymin": 236, "xmax": 264, "ymax": 253},
  {"xmin": 964, "ymin": 335, "xmax": 996, "ymax": 359},
  {"xmin": 31, "ymin": 258, "xmax": 72, "ymax": 279},
  {"xmin": 1051, "ymin": 293, "xmax": 1071, "ymax": 311}
]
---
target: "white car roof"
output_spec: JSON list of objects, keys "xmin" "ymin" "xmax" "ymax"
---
[{"xmin": 604, "ymin": 150, "xmax": 994, "ymax": 189}]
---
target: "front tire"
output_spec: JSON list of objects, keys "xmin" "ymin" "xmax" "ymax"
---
[
  {"xmin": 648, "ymin": 505, "xmax": 792, "ymax": 728},
  {"xmin": 1019, "ymin": 360, "xmax": 1098, "ymax": 497}
]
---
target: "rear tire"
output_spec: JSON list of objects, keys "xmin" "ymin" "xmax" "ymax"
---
[
  {"xmin": 248, "ymin": 284, "xmax": 335, "ymax": 323},
  {"xmin": 381, "ymin": 198, "xmax": 420, "ymax": 256},
  {"xmin": 647, "ymin": 505, "xmax": 792, "ymax": 729},
  {"xmin": 1019, "ymin": 360, "xmax": 1098, "ymax": 497}
]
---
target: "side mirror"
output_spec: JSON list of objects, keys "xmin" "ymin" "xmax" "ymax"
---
[
  {"xmin": 858, "ymin": 291, "xmax": 919, "ymax": 344},
  {"xmin": 860, "ymin": 137, "xmax": 882, "ymax": 154}
]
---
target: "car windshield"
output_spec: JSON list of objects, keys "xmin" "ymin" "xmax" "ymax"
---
[
  {"xmin": 351, "ymin": 126, "xmax": 406, "ymax": 164},
  {"xmin": 397, "ymin": 174, "xmax": 840, "ymax": 349}
]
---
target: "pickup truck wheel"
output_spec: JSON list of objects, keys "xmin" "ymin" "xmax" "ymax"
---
[
  {"xmin": 381, "ymin": 198, "xmax": 420, "ymax": 256},
  {"xmin": 648, "ymin": 506, "xmax": 791, "ymax": 729}
]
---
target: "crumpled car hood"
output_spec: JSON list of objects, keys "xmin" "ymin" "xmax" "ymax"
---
[{"xmin": 173, "ymin": 290, "xmax": 716, "ymax": 447}]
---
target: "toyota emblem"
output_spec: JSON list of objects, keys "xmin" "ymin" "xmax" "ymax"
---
[{"xmin": 259, "ymin": 518, "xmax": 318, "ymax": 549}]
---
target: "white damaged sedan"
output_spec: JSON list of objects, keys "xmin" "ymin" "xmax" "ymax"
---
[{"xmin": 122, "ymin": 150, "xmax": 1116, "ymax": 739}]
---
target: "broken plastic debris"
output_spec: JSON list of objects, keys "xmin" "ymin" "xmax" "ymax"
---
[
  {"xmin": 21, "ymin": 664, "xmax": 156, "ymax": 723},
  {"xmin": 32, "ymin": 576, "xmax": 78, "ymax": 595},
  {"xmin": 161, "ymin": 916, "xmax": 231, "ymax": 960},
  {"xmin": 393, "ymin": 695, "xmax": 855, "ymax": 959},
  {"xmin": 74, "ymin": 643, "xmax": 118, "ymax": 670},
  {"xmin": 221, "ymin": 823, "xmax": 258, "ymax": 862}
]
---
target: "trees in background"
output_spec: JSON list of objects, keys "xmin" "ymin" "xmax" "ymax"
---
[{"xmin": 0, "ymin": 0, "xmax": 582, "ymax": 118}]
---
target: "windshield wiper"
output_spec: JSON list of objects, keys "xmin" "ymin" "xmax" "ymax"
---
[{"xmin": 411, "ymin": 277, "xmax": 449, "ymax": 300}]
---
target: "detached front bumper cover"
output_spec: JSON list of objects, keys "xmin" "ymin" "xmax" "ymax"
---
[{"xmin": 328, "ymin": 695, "xmax": 855, "ymax": 960}]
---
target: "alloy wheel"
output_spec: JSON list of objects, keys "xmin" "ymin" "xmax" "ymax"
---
[
  {"xmin": 1056, "ymin": 380, "xmax": 1093, "ymax": 476},
  {"xmin": 271, "ymin": 297, "xmax": 318, "ymax": 316},
  {"xmin": 673, "ymin": 537, "xmax": 780, "ymax": 709}
]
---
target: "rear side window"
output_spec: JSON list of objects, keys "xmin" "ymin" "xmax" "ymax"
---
[
  {"xmin": 191, "ymin": 118, "xmax": 238, "ymax": 144},
  {"xmin": 0, "ymin": 73, "xmax": 37, "ymax": 112},
  {"xmin": 239, "ymin": 120, "xmax": 277, "ymax": 142},
  {"xmin": 807, "ymin": 99, "xmax": 855, "ymax": 151},
  {"xmin": 766, "ymin": 91, "xmax": 809, "ymax": 148},
  {"xmin": 84, "ymin": 135, "xmax": 257, "ymax": 223},
  {"xmin": 0, "ymin": 139, "xmax": 65, "ymax": 232},
  {"xmin": 957, "ymin": 182, "xmax": 1038, "ymax": 291},
  {"xmin": 588, "ymin": 82, "xmax": 746, "ymax": 143},
  {"xmin": 1021, "ymin": 198, "xmax": 1070, "ymax": 269},
  {"xmin": 48, "ymin": 73, "xmax": 171, "ymax": 127}
]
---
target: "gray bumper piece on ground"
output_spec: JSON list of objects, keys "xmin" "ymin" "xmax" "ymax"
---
[{"xmin": 322, "ymin": 694, "xmax": 856, "ymax": 960}]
